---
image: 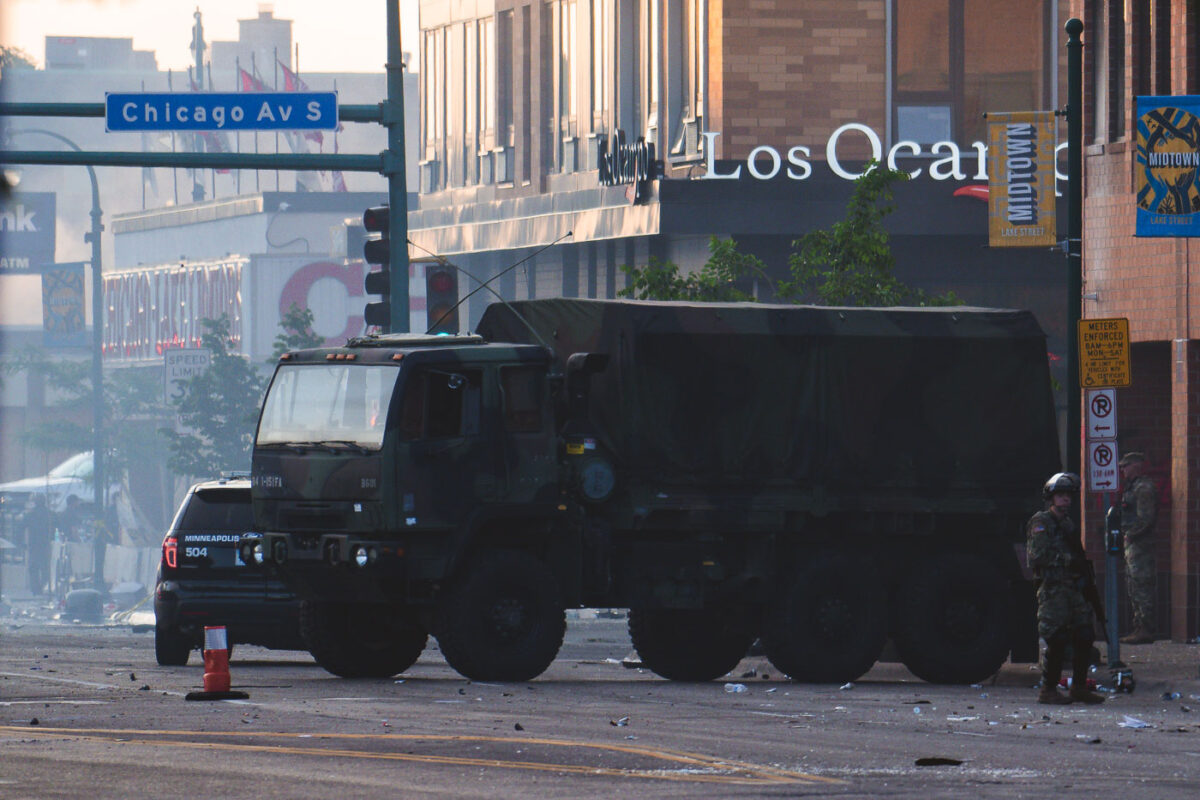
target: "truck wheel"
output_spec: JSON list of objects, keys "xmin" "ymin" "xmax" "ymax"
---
[
  {"xmin": 435, "ymin": 550, "xmax": 566, "ymax": 682},
  {"xmin": 761, "ymin": 551, "xmax": 887, "ymax": 683},
  {"xmin": 628, "ymin": 608, "xmax": 755, "ymax": 682},
  {"xmin": 155, "ymin": 621, "xmax": 193, "ymax": 666},
  {"xmin": 892, "ymin": 553, "xmax": 1012, "ymax": 684},
  {"xmin": 300, "ymin": 601, "xmax": 427, "ymax": 678}
]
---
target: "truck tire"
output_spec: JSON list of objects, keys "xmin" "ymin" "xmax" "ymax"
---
[
  {"xmin": 155, "ymin": 621, "xmax": 192, "ymax": 666},
  {"xmin": 435, "ymin": 550, "xmax": 566, "ymax": 682},
  {"xmin": 892, "ymin": 553, "xmax": 1012, "ymax": 684},
  {"xmin": 300, "ymin": 601, "xmax": 427, "ymax": 678},
  {"xmin": 761, "ymin": 551, "xmax": 887, "ymax": 683},
  {"xmin": 628, "ymin": 608, "xmax": 755, "ymax": 682}
]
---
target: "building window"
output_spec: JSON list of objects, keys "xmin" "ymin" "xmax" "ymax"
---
[
  {"xmin": 1190, "ymin": 0, "xmax": 1200, "ymax": 94},
  {"xmin": 591, "ymin": 0, "xmax": 611, "ymax": 129},
  {"xmin": 1107, "ymin": 0, "xmax": 1126, "ymax": 140},
  {"xmin": 893, "ymin": 0, "xmax": 1045, "ymax": 145},
  {"xmin": 1133, "ymin": 1, "xmax": 1151, "ymax": 98},
  {"xmin": 422, "ymin": 28, "xmax": 446, "ymax": 192},
  {"xmin": 465, "ymin": 22, "xmax": 478, "ymax": 185},
  {"xmin": 497, "ymin": 11, "xmax": 515, "ymax": 182},
  {"xmin": 481, "ymin": 17, "xmax": 496, "ymax": 153},
  {"xmin": 668, "ymin": 0, "xmax": 705, "ymax": 160},
  {"xmin": 1153, "ymin": 0, "xmax": 1171, "ymax": 94},
  {"xmin": 559, "ymin": 0, "xmax": 579, "ymax": 171},
  {"xmin": 645, "ymin": 0, "xmax": 660, "ymax": 144}
]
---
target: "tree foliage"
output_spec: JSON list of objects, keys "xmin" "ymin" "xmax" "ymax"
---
[
  {"xmin": 778, "ymin": 162, "xmax": 960, "ymax": 307},
  {"xmin": 0, "ymin": 350, "xmax": 168, "ymax": 495},
  {"xmin": 618, "ymin": 235, "xmax": 769, "ymax": 302},
  {"xmin": 162, "ymin": 316, "xmax": 266, "ymax": 478},
  {"xmin": 271, "ymin": 302, "xmax": 325, "ymax": 361},
  {"xmin": 0, "ymin": 46, "xmax": 37, "ymax": 75}
]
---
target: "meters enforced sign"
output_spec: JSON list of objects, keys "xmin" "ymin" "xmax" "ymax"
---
[{"xmin": 1078, "ymin": 318, "xmax": 1131, "ymax": 388}]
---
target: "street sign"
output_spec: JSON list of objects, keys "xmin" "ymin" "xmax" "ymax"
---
[
  {"xmin": 106, "ymin": 92, "xmax": 338, "ymax": 132},
  {"xmin": 164, "ymin": 348, "xmax": 212, "ymax": 403},
  {"xmin": 1087, "ymin": 439, "xmax": 1120, "ymax": 491},
  {"xmin": 1086, "ymin": 388, "xmax": 1118, "ymax": 440},
  {"xmin": 1078, "ymin": 317, "xmax": 1131, "ymax": 388}
]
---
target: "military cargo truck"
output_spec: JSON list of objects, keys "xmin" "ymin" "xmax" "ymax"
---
[{"xmin": 244, "ymin": 298, "xmax": 1059, "ymax": 684}]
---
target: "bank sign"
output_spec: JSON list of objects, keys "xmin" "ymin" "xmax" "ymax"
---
[
  {"xmin": 0, "ymin": 192, "xmax": 56, "ymax": 274},
  {"xmin": 1135, "ymin": 95, "xmax": 1200, "ymax": 237},
  {"xmin": 105, "ymin": 91, "xmax": 339, "ymax": 132}
]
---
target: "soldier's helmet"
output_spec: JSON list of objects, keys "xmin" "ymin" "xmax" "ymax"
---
[{"xmin": 1042, "ymin": 472, "xmax": 1081, "ymax": 500}]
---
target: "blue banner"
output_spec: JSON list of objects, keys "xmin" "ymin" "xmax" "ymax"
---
[
  {"xmin": 1135, "ymin": 95, "xmax": 1200, "ymax": 237},
  {"xmin": 106, "ymin": 91, "xmax": 339, "ymax": 132},
  {"xmin": 42, "ymin": 262, "xmax": 87, "ymax": 348}
]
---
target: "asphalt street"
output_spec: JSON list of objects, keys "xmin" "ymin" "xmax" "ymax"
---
[{"xmin": 1, "ymin": 605, "xmax": 1199, "ymax": 799}]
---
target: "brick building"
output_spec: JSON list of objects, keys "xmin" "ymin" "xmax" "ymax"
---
[
  {"xmin": 1069, "ymin": 0, "xmax": 1200, "ymax": 641},
  {"xmin": 410, "ymin": 0, "xmax": 1198, "ymax": 640}
]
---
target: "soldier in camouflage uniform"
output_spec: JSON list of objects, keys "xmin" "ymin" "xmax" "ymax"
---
[
  {"xmin": 1026, "ymin": 472, "xmax": 1105, "ymax": 705},
  {"xmin": 1119, "ymin": 452, "xmax": 1158, "ymax": 644}
]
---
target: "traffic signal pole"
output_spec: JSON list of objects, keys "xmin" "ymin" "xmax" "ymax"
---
[{"xmin": 384, "ymin": 0, "xmax": 410, "ymax": 333}]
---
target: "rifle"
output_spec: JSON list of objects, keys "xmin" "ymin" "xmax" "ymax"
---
[{"xmin": 1073, "ymin": 556, "xmax": 1107, "ymax": 631}]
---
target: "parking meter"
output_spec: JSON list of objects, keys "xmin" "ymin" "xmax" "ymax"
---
[
  {"xmin": 1106, "ymin": 505, "xmax": 1123, "ymax": 553},
  {"xmin": 1104, "ymin": 504, "xmax": 1134, "ymax": 689}
]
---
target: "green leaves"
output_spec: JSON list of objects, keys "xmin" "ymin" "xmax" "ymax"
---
[
  {"xmin": 617, "ymin": 165, "xmax": 958, "ymax": 308},
  {"xmin": 779, "ymin": 162, "xmax": 959, "ymax": 307},
  {"xmin": 162, "ymin": 316, "xmax": 265, "ymax": 478},
  {"xmin": 270, "ymin": 303, "xmax": 325, "ymax": 362},
  {"xmin": 618, "ymin": 235, "xmax": 769, "ymax": 302}
]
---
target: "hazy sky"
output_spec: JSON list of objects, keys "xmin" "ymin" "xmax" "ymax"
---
[{"xmin": 1, "ymin": 0, "xmax": 419, "ymax": 73}]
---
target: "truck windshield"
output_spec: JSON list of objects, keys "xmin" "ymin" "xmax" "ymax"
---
[{"xmin": 257, "ymin": 364, "xmax": 399, "ymax": 449}]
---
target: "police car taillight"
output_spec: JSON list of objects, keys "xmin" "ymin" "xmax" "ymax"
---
[{"xmin": 162, "ymin": 535, "xmax": 178, "ymax": 569}]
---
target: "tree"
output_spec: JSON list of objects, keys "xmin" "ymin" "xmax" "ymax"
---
[
  {"xmin": 1, "ymin": 350, "xmax": 169, "ymax": 500},
  {"xmin": 619, "ymin": 235, "xmax": 770, "ymax": 302},
  {"xmin": 778, "ymin": 162, "xmax": 960, "ymax": 307},
  {"xmin": 162, "ymin": 316, "xmax": 266, "ymax": 478},
  {"xmin": 271, "ymin": 302, "xmax": 325, "ymax": 362},
  {"xmin": 0, "ymin": 46, "xmax": 37, "ymax": 77}
]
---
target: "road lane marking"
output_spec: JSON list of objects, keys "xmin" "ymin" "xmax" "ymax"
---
[{"xmin": 0, "ymin": 725, "xmax": 841, "ymax": 786}]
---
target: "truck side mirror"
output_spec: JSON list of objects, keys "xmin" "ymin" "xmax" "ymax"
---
[{"xmin": 565, "ymin": 352, "xmax": 609, "ymax": 422}]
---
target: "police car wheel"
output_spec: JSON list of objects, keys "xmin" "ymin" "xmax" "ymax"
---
[{"xmin": 154, "ymin": 621, "xmax": 193, "ymax": 666}]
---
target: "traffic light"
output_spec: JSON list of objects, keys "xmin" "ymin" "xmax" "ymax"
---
[
  {"xmin": 362, "ymin": 205, "xmax": 390, "ymax": 329},
  {"xmin": 425, "ymin": 263, "xmax": 459, "ymax": 334}
]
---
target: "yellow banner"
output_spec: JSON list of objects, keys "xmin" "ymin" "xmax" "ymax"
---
[{"xmin": 987, "ymin": 111, "xmax": 1058, "ymax": 248}]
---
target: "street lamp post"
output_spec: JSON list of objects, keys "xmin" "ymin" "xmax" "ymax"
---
[{"xmin": 12, "ymin": 129, "xmax": 106, "ymax": 566}]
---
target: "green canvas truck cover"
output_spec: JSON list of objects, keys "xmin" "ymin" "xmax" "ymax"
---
[{"xmin": 477, "ymin": 298, "xmax": 1059, "ymax": 497}]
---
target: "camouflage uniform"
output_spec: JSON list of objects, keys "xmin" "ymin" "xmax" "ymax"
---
[
  {"xmin": 1026, "ymin": 510, "xmax": 1093, "ymax": 640},
  {"xmin": 1122, "ymin": 473, "xmax": 1158, "ymax": 633}
]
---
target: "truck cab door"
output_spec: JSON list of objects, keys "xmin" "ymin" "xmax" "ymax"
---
[
  {"xmin": 497, "ymin": 364, "xmax": 557, "ymax": 502},
  {"xmin": 397, "ymin": 367, "xmax": 497, "ymax": 527}
]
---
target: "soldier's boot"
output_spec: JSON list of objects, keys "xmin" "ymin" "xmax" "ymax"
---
[
  {"xmin": 1119, "ymin": 626, "xmax": 1154, "ymax": 644},
  {"xmin": 1069, "ymin": 684, "xmax": 1106, "ymax": 704},
  {"xmin": 1067, "ymin": 629, "xmax": 1104, "ymax": 704},
  {"xmin": 1037, "ymin": 684, "xmax": 1072, "ymax": 705}
]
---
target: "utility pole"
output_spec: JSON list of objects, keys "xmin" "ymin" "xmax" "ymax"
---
[{"xmin": 1065, "ymin": 18, "xmax": 1083, "ymax": 476}]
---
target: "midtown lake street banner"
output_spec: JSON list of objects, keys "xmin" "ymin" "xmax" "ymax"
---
[
  {"xmin": 986, "ymin": 111, "xmax": 1058, "ymax": 248},
  {"xmin": 1136, "ymin": 95, "xmax": 1200, "ymax": 237}
]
